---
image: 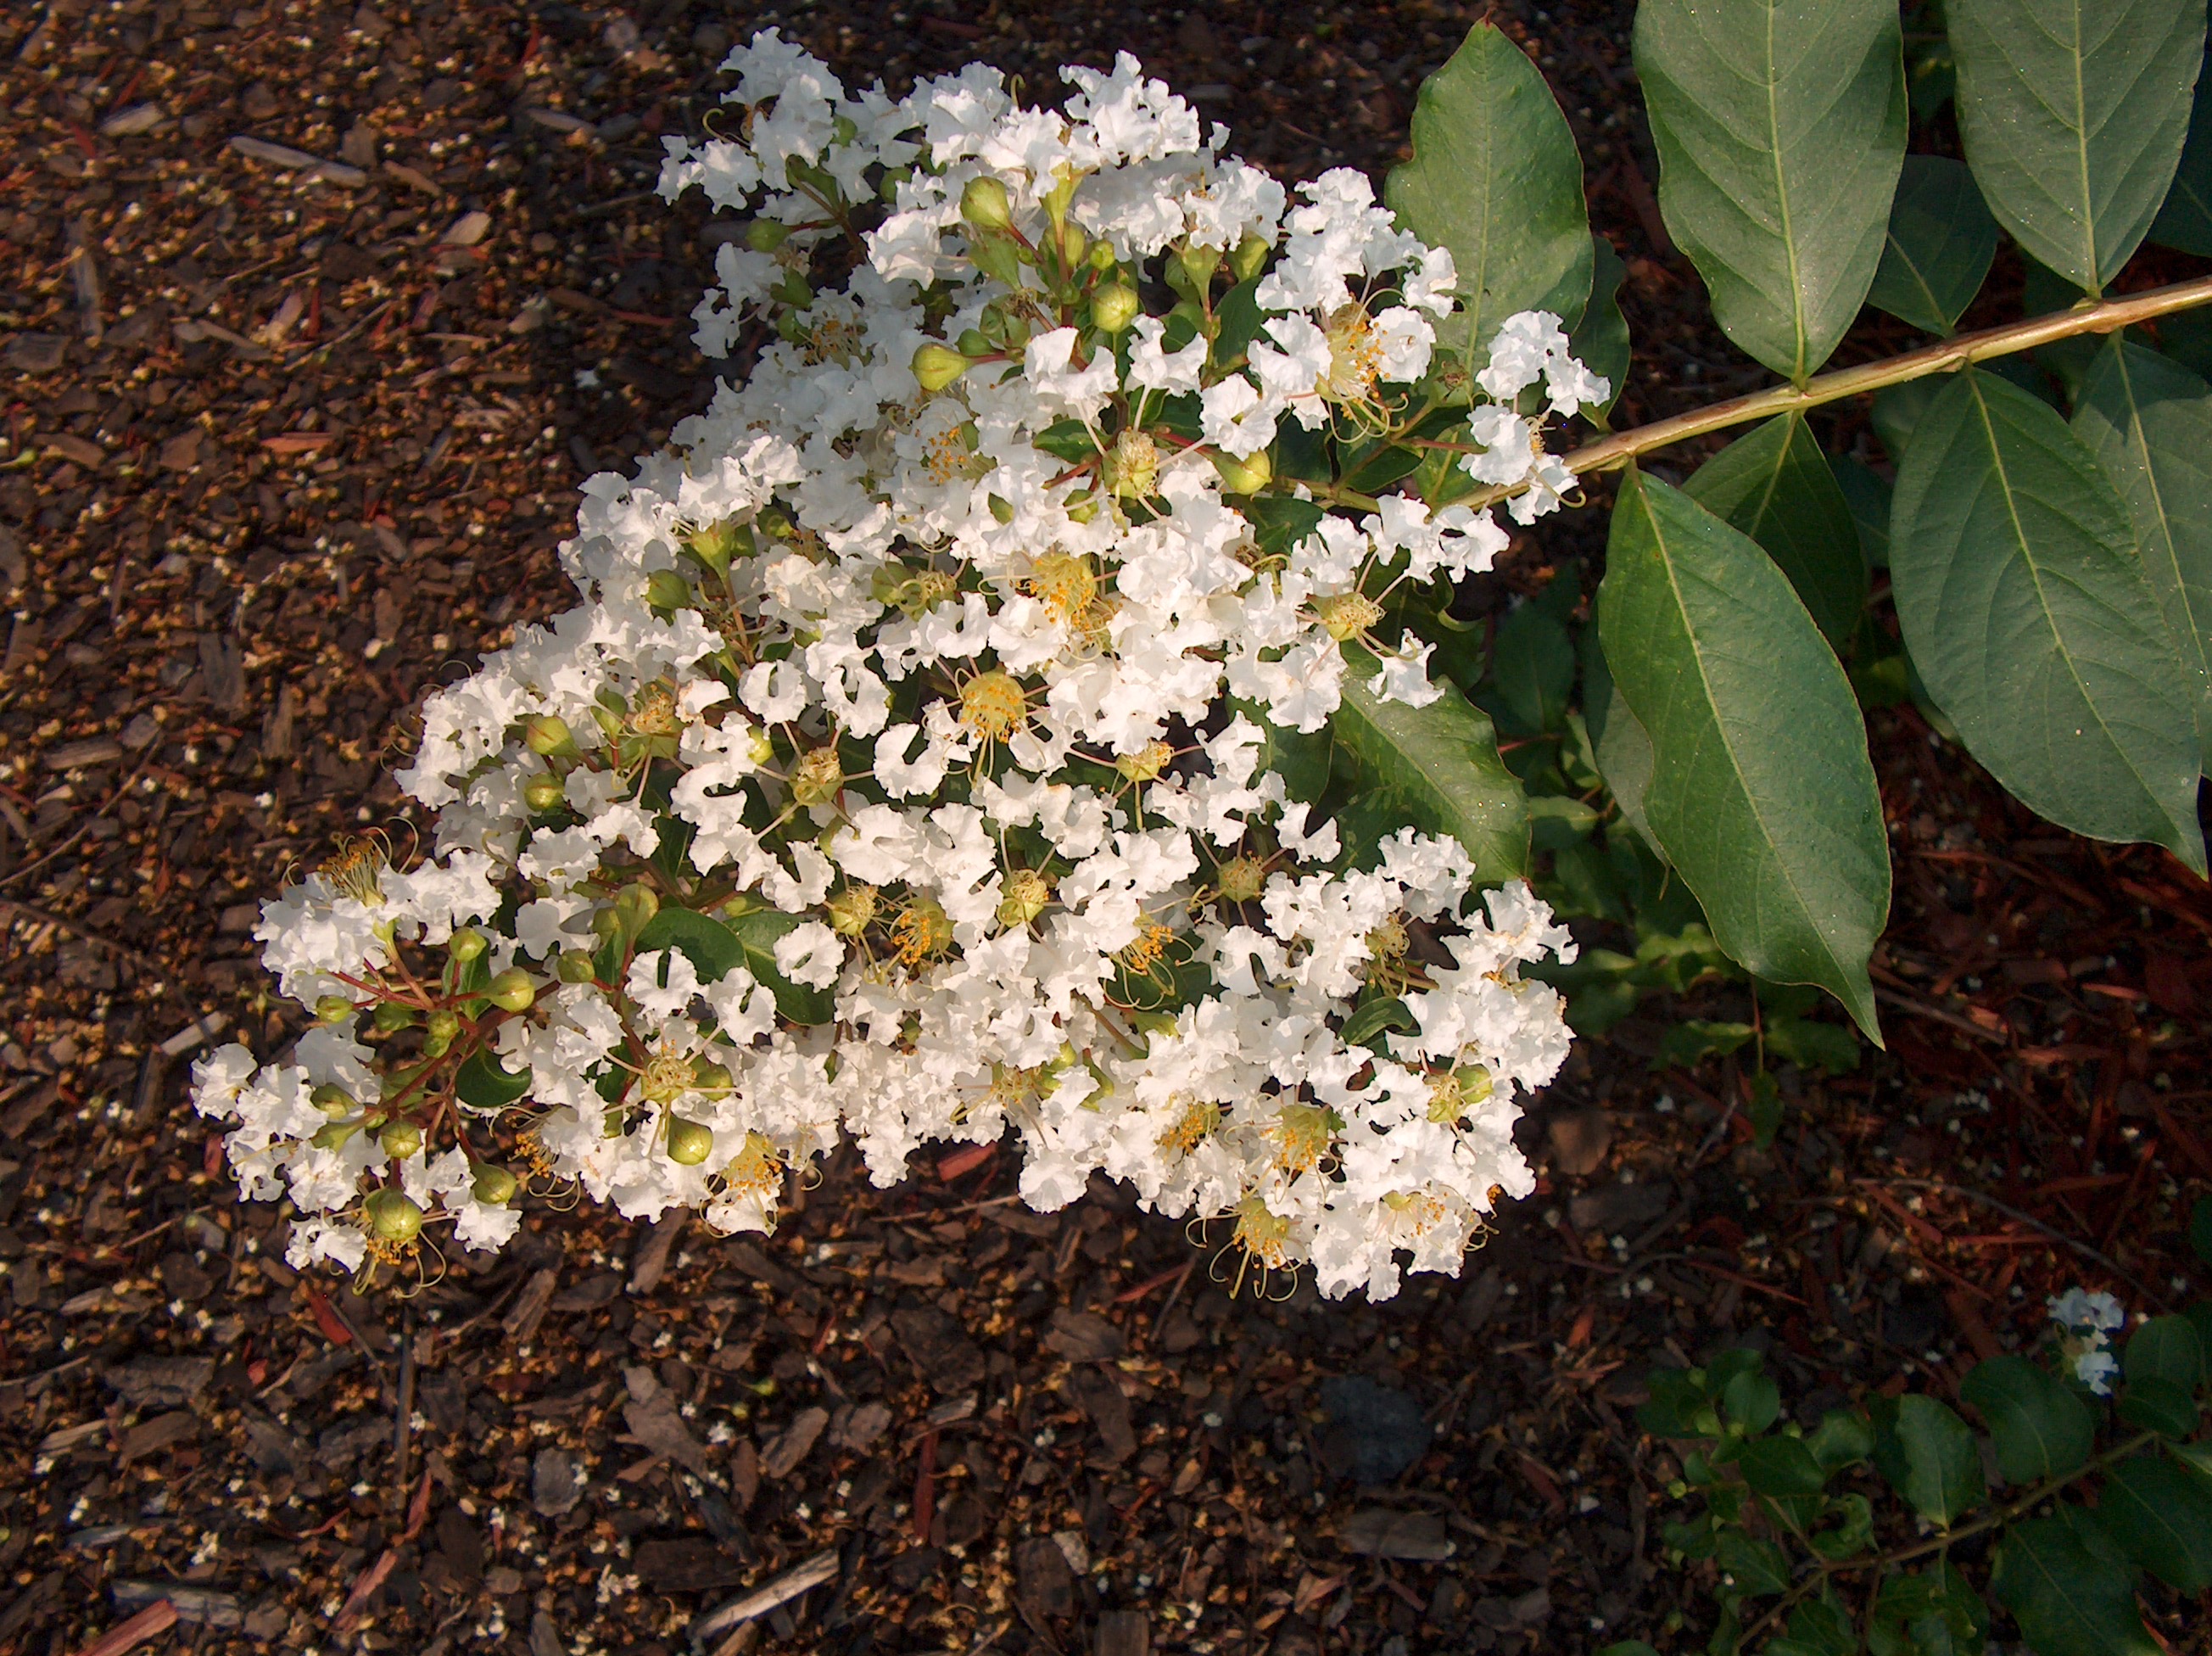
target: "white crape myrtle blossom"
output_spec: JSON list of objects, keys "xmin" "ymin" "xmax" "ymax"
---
[
  {"xmin": 192, "ymin": 33, "xmax": 1609, "ymax": 1300},
  {"xmin": 2047, "ymin": 1287, "xmax": 2127, "ymax": 1395}
]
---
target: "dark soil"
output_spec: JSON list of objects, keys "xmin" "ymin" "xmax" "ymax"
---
[{"xmin": 2, "ymin": 3, "xmax": 2207, "ymax": 1655}]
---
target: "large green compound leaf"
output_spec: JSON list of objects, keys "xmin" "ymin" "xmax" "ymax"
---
[
  {"xmin": 2072, "ymin": 337, "xmax": 2212, "ymax": 770},
  {"xmin": 1386, "ymin": 21, "xmax": 1594, "ymax": 370},
  {"xmin": 1634, "ymin": 0, "xmax": 1907, "ymax": 381},
  {"xmin": 1992, "ymin": 1516, "xmax": 2161, "ymax": 1656},
  {"xmin": 1867, "ymin": 155, "xmax": 2001, "ymax": 335},
  {"xmin": 1684, "ymin": 411, "xmax": 1869, "ymax": 647},
  {"xmin": 1332, "ymin": 641, "xmax": 1528, "ymax": 887},
  {"xmin": 1947, "ymin": 0, "xmax": 2207, "ymax": 293},
  {"xmin": 1598, "ymin": 470, "xmax": 1890, "ymax": 1037},
  {"xmin": 1891, "ymin": 370, "xmax": 2207, "ymax": 872},
  {"xmin": 2153, "ymin": 42, "xmax": 2212, "ymax": 254}
]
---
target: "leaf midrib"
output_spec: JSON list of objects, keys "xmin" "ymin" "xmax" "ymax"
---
[
  {"xmin": 1635, "ymin": 476, "xmax": 1852, "ymax": 982},
  {"xmin": 1762, "ymin": 1, "xmax": 1809, "ymax": 378}
]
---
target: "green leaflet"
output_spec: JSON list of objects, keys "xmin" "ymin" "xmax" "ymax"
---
[
  {"xmin": 455, "ymin": 1049, "xmax": 533, "ymax": 1111},
  {"xmin": 1595, "ymin": 684, "xmax": 1660, "ymax": 853},
  {"xmin": 2071, "ymin": 337, "xmax": 2212, "ymax": 770},
  {"xmin": 1947, "ymin": 0, "xmax": 2207, "ymax": 292},
  {"xmin": 1991, "ymin": 1515, "xmax": 2160, "ymax": 1656},
  {"xmin": 1634, "ymin": 0, "xmax": 1907, "ymax": 380},
  {"xmin": 1890, "ymin": 370, "xmax": 2206, "ymax": 871},
  {"xmin": 2153, "ymin": 41, "xmax": 2212, "ymax": 254},
  {"xmin": 1684, "ymin": 411, "xmax": 1869, "ymax": 647},
  {"xmin": 631, "ymin": 904, "xmax": 836, "ymax": 1026},
  {"xmin": 1331, "ymin": 641, "xmax": 1528, "ymax": 887},
  {"xmin": 1870, "ymin": 1393, "xmax": 1986, "ymax": 1525},
  {"xmin": 2100, "ymin": 1457, "xmax": 2212, "ymax": 1590},
  {"xmin": 1867, "ymin": 155, "xmax": 2000, "ymax": 335},
  {"xmin": 1958, "ymin": 1357, "xmax": 2093, "ymax": 1483},
  {"xmin": 1598, "ymin": 471, "xmax": 1889, "ymax": 1037},
  {"xmin": 1384, "ymin": 20, "xmax": 1593, "ymax": 370}
]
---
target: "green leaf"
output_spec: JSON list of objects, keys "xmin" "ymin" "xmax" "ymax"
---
[
  {"xmin": 1332, "ymin": 642, "xmax": 1528, "ymax": 886},
  {"xmin": 1243, "ymin": 495, "xmax": 1325, "ymax": 561},
  {"xmin": 1715, "ymin": 1530, "xmax": 1793, "ymax": 1597},
  {"xmin": 1868, "ymin": 156, "xmax": 2000, "ymax": 335},
  {"xmin": 1992, "ymin": 1514, "xmax": 2160, "ymax": 1656},
  {"xmin": 1782, "ymin": 1594, "xmax": 1857, "ymax": 1656},
  {"xmin": 1633, "ymin": 0, "xmax": 1907, "ymax": 379},
  {"xmin": 1232, "ymin": 697, "xmax": 1332, "ymax": 804},
  {"xmin": 1959, "ymin": 1356, "xmax": 2094, "ymax": 1482},
  {"xmin": 1723, "ymin": 1368, "xmax": 1784, "ymax": 1435},
  {"xmin": 1831, "ymin": 454, "xmax": 1893, "ymax": 568},
  {"xmin": 1762, "ymin": 1013, "xmax": 1862, "ymax": 1074},
  {"xmin": 1684, "ymin": 412, "xmax": 1868, "ymax": 647},
  {"xmin": 1598, "ymin": 470, "xmax": 1891, "ymax": 1037},
  {"xmin": 2072, "ymin": 337, "xmax": 2212, "ymax": 770},
  {"xmin": 1596, "ymin": 1645, "xmax": 1663, "ymax": 1656},
  {"xmin": 1031, "ymin": 418, "xmax": 1097, "ymax": 464},
  {"xmin": 2123, "ymin": 1312, "xmax": 2207, "ymax": 1390},
  {"xmin": 1807, "ymin": 1491, "xmax": 1874, "ymax": 1562},
  {"xmin": 1568, "ymin": 233, "xmax": 1631, "ymax": 422},
  {"xmin": 1806, "ymin": 1407, "xmax": 1875, "ymax": 1472},
  {"xmin": 2119, "ymin": 1375, "xmax": 2201, "ymax": 1439},
  {"xmin": 1735, "ymin": 1434, "xmax": 1829, "ymax": 1496},
  {"xmin": 1871, "ymin": 1394, "xmax": 1986, "ymax": 1525},
  {"xmin": 1639, "ymin": 1367, "xmax": 1712, "ymax": 1438},
  {"xmin": 1490, "ymin": 600, "xmax": 1577, "ymax": 736},
  {"xmin": 1656, "ymin": 1018, "xmax": 1757, "ymax": 1069},
  {"xmin": 2153, "ymin": 40, "xmax": 2212, "ymax": 254},
  {"xmin": 1340, "ymin": 995, "xmax": 1417, "ymax": 1049},
  {"xmin": 2101, "ymin": 1456, "xmax": 2212, "ymax": 1591},
  {"xmin": 455, "ymin": 1049, "xmax": 533, "ymax": 1111},
  {"xmin": 1890, "ymin": 370, "xmax": 2207, "ymax": 874},
  {"xmin": 1947, "ymin": 0, "xmax": 2207, "ymax": 292},
  {"xmin": 1872, "ymin": 377, "xmax": 1944, "ymax": 462},
  {"xmin": 1595, "ymin": 683, "xmax": 1661, "ymax": 853},
  {"xmin": 633, "ymin": 904, "xmax": 835, "ymax": 1026},
  {"xmin": 1386, "ymin": 20, "xmax": 1594, "ymax": 369},
  {"xmin": 1869, "ymin": 1561, "xmax": 1988, "ymax": 1656}
]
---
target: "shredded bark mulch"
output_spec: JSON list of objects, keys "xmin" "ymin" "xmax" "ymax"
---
[{"xmin": 3, "ymin": 3, "xmax": 2207, "ymax": 1654}]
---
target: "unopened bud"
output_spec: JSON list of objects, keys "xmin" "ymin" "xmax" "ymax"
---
[
  {"xmin": 645, "ymin": 568, "xmax": 690, "ymax": 612},
  {"xmin": 666, "ymin": 1116, "xmax": 714, "ymax": 1166},
  {"xmin": 960, "ymin": 175, "xmax": 1014, "ymax": 232},
  {"xmin": 1229, "ymin": 233, "xmax": 1270, "ymax": 283},
  {"xmin": 486, "ymin": 967, "xmax": 536, "ymax": 1013},
  {"xmin": 378, "ymin": 1119, "xmax": 424, "ymax": 1160},
  {"xmin": 315, "ymin": 993, "xmax": 355, "ymax": 1024},
  {"xmin": 523, "ymin": 773, "xmax": 566, "ymax": 813},
  {"xmin": 1212, "ymin": 446, "xmax": 1272, "ymax": 495},
  {"xmin": 1176, "ymin": 242, "xmax": 1221, "ymax": 294},
  {"xmin": 556, "ymin": 948, "xmax": 598, "ymax": 984},
  {"xmin": 684, "ymin": 518, "xmax": 751, "ymax": 573},
  {"xmin": 615, "ymin": 883, "xmax": 660, "ymax": 938},
  {"xmin": 310, "ymin": 1083, "xmax": 356, "ymax": 1116},
  {"xmin": 1059, "ymin": 221, "xmax": 1088, "ymax": 268},
  {"xmin": 1090, "ymin": 281, "xmax": 1139, "ymax": 334},
  {"xmin": 956, "ymin": 327, "xmax": 993, "ymax": 358},
  {"xmin": 1089, "ymin": 240, "xmax": 1118, "ymax": 272},
  {"xmin": 472, "ymin": 1163, "xmax": 519, "ymax": 1206},
  {"xmin": 448, "ymin": 926, "xmax": 489, "ymax": 964},
  {"xmin": 525, "ymin": 713, "xmax": 575, "ymax": 757},
  {"xmin": 364, "ymin": 1187, "xmax": 424, "ymax": 1243},
  {"xmin": 746, "ymin": 217, "xmax": 791, "ymax": 252},
  {"xmin": 913, "ymin": 343, "xmax": 971, "ymax": 393},
  {"xmin": 372, "ymin": 1002, "xmax": 418, "ymax": 1032}
]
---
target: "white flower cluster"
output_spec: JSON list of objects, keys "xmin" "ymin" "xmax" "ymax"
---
[
  {"xmin": 193, "ymin": 33, "xmax": 1606, "ymax": 1301},
  {"xmin": 2047, "ymin": 1287, "xmax": 2126, "ymax": 1394}
]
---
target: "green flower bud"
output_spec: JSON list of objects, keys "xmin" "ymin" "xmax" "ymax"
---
[
  {"xmin": 486, "ymin": 967, "xmax": 536, "ymax": 1014},
  {"xmin": 615, "ymin": 883, "xmax": 660, "ymax": 938},
  {"xmin": 472, "ymin": 1163, "xmax": 519, "ymax": 1206},
  {"xmin": 645, "ymin": 568, "xmax": 691, "ymax": 613},
  {"xmin": 591, "ymin": 907, "xmax": 624, "ymax": 944},
  {"xmin": 960, "ymin": 175, "xmax": 1014, "ymax": 232},
  {"xmin": 364, "ymin": 1187, "xmax": 424, "ymax": 1243},
  {"xmin": 1229, "ymin": 232, "xmax": 1270, "ymax": 283},
  {"xmin": 1176, "ymin": 242, "xmax": 1221, "ymax": 294},
  {"xmin": 955, "ymin": 327, "xmax": 992, "ymax": 358},
  {"xmin": 1211, "ymin": 446, "xmax": 1272, "ymax": 495},
  {"xmin": 1088, "ymin": 240, "xmax": 1119, "ymax": 272},
  {"xmin": 665, "ymin": 1116, "xmax": 714, "ymax": 1166},
  {"xmin": 372, "ymin": 1002, "xmax": 419, "ymax": 1033},
  {"xmin": 315, "ymin": 993, "xmax": 356, "ymax": 1025},
  {"xmin": 427, "ymin": 1010, "xmax": 463, "ymax": 1044},
  {"xmin": 556, "ymin": 948, "xmax": 598, "ymax": 984},
  {"xmin": 525, "ymin": 713, "xmax": 575, "ymax": 757},
  {"xmin": 378, "ymin": 1119, "xmax": 424, "ymax": 1160},
  {"xmin": 449, "ymin": 926, "xmax": 489, "ymax": 963},
  {"xmin": 684, "ymin": 518, "xmax": 753, "ymax": 574},
  {"xmin": 913, "ymin": 343, "xmax": 971, "ymax": 393},
  {"xmin": 692, "ymin": 1060, "xmax": 734, "ymax": 1094},
  {"xmin": 522, "ymin": 773, "xmax": 567, "ymax": 813},
  {"xmin": 1059, "ymin": 222, "xmax": 1088, "ymax": 268},
  {"xmin": 310, "ymin": 1083, "xmax": 356, "ymax": 1116},
  {"xmin": 1090, "ymin": 281, "xmax": 1140, "ymax": 334},
  {"xmin": 746, "ymin": 217, "xmax": 791, "ymax": 252},
  {"xmin": 310, "ymin": 1118, "xmax": 361, "ymax": 1150}
]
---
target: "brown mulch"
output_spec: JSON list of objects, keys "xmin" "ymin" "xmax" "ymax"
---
[{"xmin": 1, "ymin": 3, "xmax": 2206, "ymax": 1655}]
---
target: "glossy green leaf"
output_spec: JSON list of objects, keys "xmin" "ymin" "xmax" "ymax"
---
[
  {"xmin": 1599, "ymin": 470, "xmax": 1890, "ymax": 1035},
  {"xmin": 1715, "ymin": 1529, "xmax": 1792, "ymax": 1597},
  {"xmin": 1992, "ymin": 1514, "xmax": 2159, "ymax": 1656},
  {"xmin": 633, "ymin": 904, "xmax": 835, "ymax": 1026},
  {"xmin": 1890, "ymin": 370, "xmax": 2207, "ymax": 873},
  {"xmin": 1723, "ymin": 1368, "xmax": 1783, "ymax": 1434},
  {"xmin": 1959, "ymin": 1356, "xmax": 2094, "ymax": 1482},
  {"xmin": 1332, "ymin": 642, "xmax": 1528, "ymax": 885},
  {"xmin": 1634, "ymin": 0, "xmax": 1907, "ymax": 379},
  {"xmin": 1569, "ymin": 232, "xmax": 1630, "ymax": 422},
  {"xmin": 1387, "ymin": 20, "xmax": 1593, "ymax": 368},
  {"xmin": 455, "ymin": 1049, "xmax": 533, "ymax": 1111},
  {"xmin": 1684, "ymin": 412, "xmax": 1869, "ymax": 646},
  {"xmin": 2119, "ymin": 1375, "xmax": 2202, "ymax": 1438},
  {"xmin": 1232, "ymin": 697, "xmax": 1332, "ymax": 804},
  {"xmin": 1735, "ymin": 1434, "xmax": 1829, "ymax": 1496},
  {"xmin": 1806, "ymin": 1407, "xmax": 1876, "ymax": 1472},
  {"xmin": 2123, "ymin": 1312, "xmax": 2207, "ymax": 1390},
  {"xmin": 2153, "ymin": 42, "xmax": 2212, "ymax": 253},
  {"xmin": 2072, "ymin": 337, "xmax": 2212, "ymax": 769},
  {"xmin": 1595, "ymin": 684, "xmax": 1661, "ymax": 853},
  {"xmin": 1868, "ymin": 1560, "xmax": 1988, "ymax": 1656},
  {"xmin": 2101, "ymin": 1457, "xmax": 2212, "ymax": 1590},
  {"xmin": 1868, "ymin": 156, "xmax": 2001, "ymax": 334},
  {"xmin": 1948, "ymin": 0, "xmax": 2206, "ymax": 291},
  {"xmin": 1340, "ymin": 995, "xmax": 1417, "ymax": 1049},
  {"xmin": 1872, "ymin": 377, "xmax": 1944, "ymax": 462},
  {"xmin": 1871, "ymin": 1393, "xmax": 1986, "ymax": 1525}
]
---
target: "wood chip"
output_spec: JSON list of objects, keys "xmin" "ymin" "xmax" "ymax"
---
[
  {"xmin": 1337, "ymin": 1508, "xmax": 1454, "ymax": 1561},
  {"xmin": 502, "ymin": 1267, "xmax": 558, "ymax": 1342},
  {"xmin": 226, "ymin": 136, "xmax": 368, "ymax": 186},
  {"xmin": 690, "ymin": 1550, "xmax": 840, "ymax": 1648}
]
